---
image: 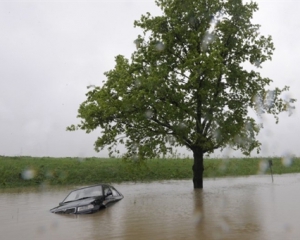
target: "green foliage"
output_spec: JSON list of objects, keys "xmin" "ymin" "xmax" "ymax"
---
[
  {"xmin": 68, "ymin": 0, "xmax": 295, "ymax": 159},
  {"xmin": 1, "ymin": 156, "xmax": 300, "ymax": 188}
]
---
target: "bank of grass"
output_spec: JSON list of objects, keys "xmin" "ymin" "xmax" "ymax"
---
[{"xmin": 1, "ymin": 156, "xmax": 300, "ymax": 188}]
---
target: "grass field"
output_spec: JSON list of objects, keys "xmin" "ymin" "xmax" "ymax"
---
[{"xmin": 1, "ymin": 156, "xmax": 299, "ymax": 188}]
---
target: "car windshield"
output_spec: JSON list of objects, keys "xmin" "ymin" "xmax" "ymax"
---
[{"xmin": 63, "ymin": 185, "xmax": 103, "ymax": 203}]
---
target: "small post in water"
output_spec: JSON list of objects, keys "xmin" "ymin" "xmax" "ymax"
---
[{"xmin": 268, "ymin": 159, "xmax": 274, "ymax": 183}]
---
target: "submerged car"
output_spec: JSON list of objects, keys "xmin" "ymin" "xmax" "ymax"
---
[{"xmin": 50, "ymin": 184, "xmax": 123, "ymax": 214}]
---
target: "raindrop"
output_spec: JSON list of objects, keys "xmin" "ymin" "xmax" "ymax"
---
[
  {"xmin": 132, "ymin": 154, "xmax": 139, "ymax": 162},
  {"xmin": 287, "ymin": 104, "xmax": 295, "ymax": 116},
  {"xmin": 264, "ymin": 90, "xmax": 275, "ymax": 109},
  {"xmin": 39, "ymin": 182, "xmax": 49, "ymax": 191},
  {"xmin": 200, "ymin": 11, "xmax": 223, "ymax": 52},
  {"xmin": 189, "ymin": 16, "xmax": 198, "ymax": 27},
  {"xmin": 254, "ymin": 60, "xmax": 261, "ymax": 67},
  {"xmin": 193, "ymin": 211, "xmax": 202, "ymax": 225},
  {"xmin": 59, "ymin": 171, "xmax": 68, "ymax": 180},
  {"xmin": 219, "ymin": 158, "xmax": 228, "ymax": 172},
  {"xmin": 213, "ymin": 128, "xmax": 222, "ymax": 142},
  {"xmin": 234, "ymin": 135, "xmax": 246, "ymax": 146},
  {"xmin": 219, "ymin": 217, "xmax": 231, "ymax": 233},
  {"xmin": 178, "ymin": 122, "xmax": 187, "ymax": 129},
  {"xmin": 37, "ymin": 225, "xmax": 46, "ymax": 235},
  {"xmin": 283, "ymin": 92, "xmax": 292, "ymax": 102},
  {"xmin": 201, "ymin": 32, "xmax": 216, "ymax": 51},
  {"xmin": 21, "ymin": 168, "xmax": 36, "ymax": 180},
  {"xmin": 254, "ymin": 94, "xmax": 265, "ymax": 115},
  {"xmin": 155, "ymin": 42, "xmax": 165, "ymax": 51},
  {"xmin": 131, "ymin": 143, "xmax": 139, "ymax": 152},
  {"xmin": 50, "ymin": 220, "xmax": 59, "ymax": 230},
  {"xmin": 46, "ymin": 170, "xmax": 53, "ymax": 178},
  {"xmin": 134, "ymin": 39, "xmax": 143, "ymax": 49},
  {"xmin": 282, "ymin": 153, "xmax": 293, "ymax": 167},
  {"xmin": 244, "ymin": 121, "xmax": 253, "ymax": 131},
  {"xmin": 77, "ymin": 157, "xmax": 85, "ymax": 163},
  {"xmin": 135, "ymin": 79, "xmax": 141, "ymax": 87},
  {"xmin": 282, "ymin": 94, "xmax": 296, "ymax": 116},
  {"xmin": 258, "ymin": 160, "xmax": 268, "ymax": 174},
  {"xmin": 167, "ymin": 135, "xmax": 176, "ymax": 145},
  {"xmin": 209, "ymin": 11, "xmax": 223, "ymax": 31},
  {"xmin": 145, "ymin": 110, "xmax": 154, "ymax": 119}
]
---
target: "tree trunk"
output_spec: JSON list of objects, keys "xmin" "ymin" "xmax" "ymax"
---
[{"xmin": 192, "ymin": 147, "xmax": 204, "ymax": 189}]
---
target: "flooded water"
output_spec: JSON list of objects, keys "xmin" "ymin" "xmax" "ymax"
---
[{"xmin": 1, "ymin": 174, "xmax": 300, "ymax": 240}]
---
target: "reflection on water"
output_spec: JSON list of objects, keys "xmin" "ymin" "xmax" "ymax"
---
[{"xmin": 1, "ymin": 174, "xmax": 300, "ymax": 240}]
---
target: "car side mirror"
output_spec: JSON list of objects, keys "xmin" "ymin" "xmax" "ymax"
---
[{"xmin": 59, "ymin": 202, "xmax": 63, "ymax": 206}]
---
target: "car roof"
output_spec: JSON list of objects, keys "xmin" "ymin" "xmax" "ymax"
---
[{"xmin": 70, "ymin": 183, "xmax": 113, "ymax": 192}]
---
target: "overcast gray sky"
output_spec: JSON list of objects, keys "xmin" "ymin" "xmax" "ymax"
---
[{"xmin": 0, "ymin": 0, "xmax": 299, "ymax": 158}]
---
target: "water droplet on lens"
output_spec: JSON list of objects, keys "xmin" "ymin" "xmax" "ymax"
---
[
  {"xmin": 132, "ymin": 143, "xmax": 138, "ymax": 150},
  {"xmin": 155, "ymin": 42, "xmax": 165, "ymax": 51},
  {"xmin": 39, "ymin": 182, "xmax": 49, "ymax": 191},
  {"xmin": 135, "ymin": 79, "xmax": 141, "ymax": 87},
  {"xmin": 219, "ymin": 158, "xmax": 228, "ymax": 172},
  {"xmin": 201, "ymin": 32, "xmax": 215, "ymax": 51},
  {"xmin": 145, "ymin": 110, "xmax": 153, "ymax": 119},
  {"xmin": 21, "ymin": 169, "xmax": 36, "ymax": 180},
  {"xmin": 46, "ymin": 170, "xmax": 53, "ymax": 178},
  {"xmin": 254, "ymin": 60, "xmax": 261, "ymax": 67},
  {"xmin": 50, "ymin": 220, "xmax": 59, "ymax": 230},
  {"xmin": 258, "ymin": 160, "xmax": 268, "ymax": 174},
  {"xmin": 167, "ymin": 135, "xmax": 176, "ymax": 145},
  {"xmin": 134, "ymin": 39, "xmax": 142, "ymax": 49},
  {"xmin": 264, "ymin": 90, "xmax": 275, "ymax": 109},
  {"xmin": 282, "ymin": 153, "xmax": 293, "ymax": 167},
  {"xmin": 132, "ymin": 154, "xmax": 139, "ymax": 162},
  {"xmin": 193, "ymin": 211, "xmax": 202, "ymax": 224},
  {"xmin": 37, "ymin": 225, "xmax": 46, "ymax": 234}
]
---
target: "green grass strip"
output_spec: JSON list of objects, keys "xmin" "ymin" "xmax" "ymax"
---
[{"xmin": 0, "ymin": 156, "xmax": 299, "ymax": 188}]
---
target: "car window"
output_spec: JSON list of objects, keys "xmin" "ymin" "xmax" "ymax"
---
[
  {"xmin": 63, "ymin": 185, "xmax": 103, "ymax": 202},
  {"xmin": 104, "ymin": 187, "xmax": 112, "ymax": 197},
  {"xmin": 111, "ymin": 187, "xmax": 120, "ymax": 197}
]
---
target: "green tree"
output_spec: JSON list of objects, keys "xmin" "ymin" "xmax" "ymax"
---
[{"xmin": 68, "ymin": 0, "xmax": 295, "ymax": 188}]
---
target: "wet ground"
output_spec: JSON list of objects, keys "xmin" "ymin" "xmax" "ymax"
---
[{"xmin": 1, "ymin": 174, "xmax": 300, "ymax": 240}]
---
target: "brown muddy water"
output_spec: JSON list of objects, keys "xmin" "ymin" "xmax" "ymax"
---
[{"xmin": 1, "ymin": 174, "xmax": 300, "ymax": 240}]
